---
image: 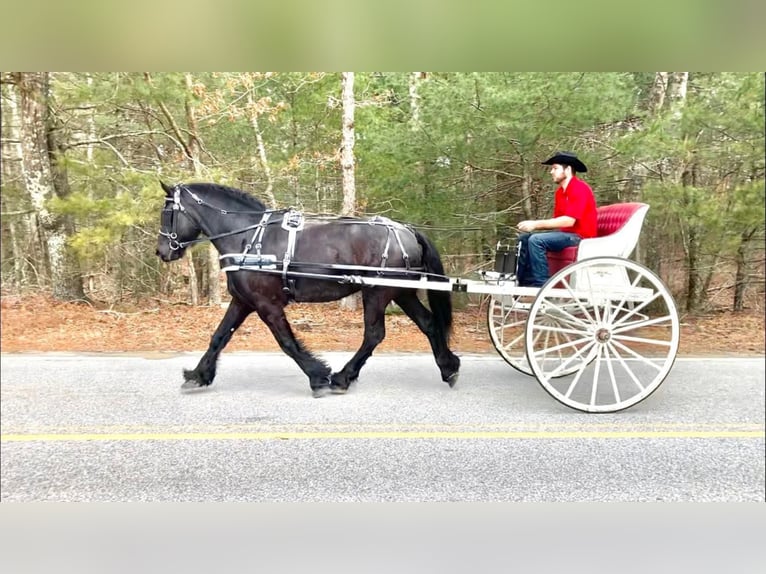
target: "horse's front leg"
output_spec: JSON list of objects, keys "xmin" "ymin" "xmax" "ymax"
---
[
  {"xmin": 256, "ymin": 301, "xmax": 332, "ymax": 397},
  {"xmin": 182, "ymin": 298, "xmax": 251, "ymax": 390}
]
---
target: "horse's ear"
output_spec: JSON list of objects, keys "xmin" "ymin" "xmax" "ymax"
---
[{"xmin": 160, "ymin": 180, "xmax": 175, "ymax": 197}]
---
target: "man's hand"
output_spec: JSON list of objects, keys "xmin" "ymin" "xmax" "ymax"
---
[{"xmin": 517, "ymin": 220, "xmax": 537, "ymax": 232}]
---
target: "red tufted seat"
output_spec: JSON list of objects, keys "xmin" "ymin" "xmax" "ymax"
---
[{"xmin": 546, "ymin": 203, "xmax": 649, "ymax": 276}]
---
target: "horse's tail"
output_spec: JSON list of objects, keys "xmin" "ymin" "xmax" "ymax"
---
[{"xmin": 412, "ymin": 228, "xmax": 453, "ymax": 343}]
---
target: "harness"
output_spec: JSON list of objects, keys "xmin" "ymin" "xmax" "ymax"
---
[
  {"xmin": 369, "ymin": 215, "xmax": 411, "ymax": 271},
  {"xmin": 161, "ymin": 185, "xmax": 429, "ymax": 297},
  {"xmin": 280, "ymin": 209, "xmax": 305, "ymax": 296}
]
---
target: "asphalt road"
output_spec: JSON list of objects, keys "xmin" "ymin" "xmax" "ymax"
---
[{"xmin": 1, "ymin": 352, "xmax": 763, "ymax": 501}]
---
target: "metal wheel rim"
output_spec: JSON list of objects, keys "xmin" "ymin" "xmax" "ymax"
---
[
  {"xmin": 525, "ymin": 257, "xmax": 680, "ymax": 413},
  {"xmin": 487, "ymin": 294, "xmax": 534, "ymax": 376}
]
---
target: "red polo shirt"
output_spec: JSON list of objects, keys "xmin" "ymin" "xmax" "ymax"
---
[{"xmin": 553, "ymin": 176, "xmax": 597, "ymax": 238}]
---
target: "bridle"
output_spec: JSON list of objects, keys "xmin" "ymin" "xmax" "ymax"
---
[
  {"xmin": 159, "ymin": 186, "xmax": 187, "ymax": 251},
  {"xmin": 158, "ymin": 184, "xmax": 283, "ymax": 252}
]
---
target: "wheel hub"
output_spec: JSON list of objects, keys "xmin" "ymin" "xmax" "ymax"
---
[{"xmin": 595, "ymin": 327, "xmax": 611, "ymax": 344}]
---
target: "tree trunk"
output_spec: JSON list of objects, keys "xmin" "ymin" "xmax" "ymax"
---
[
  {"xmin": 667, "ymin": 71, "xmax": 704, "ymax": 311},
  {"xmin": 1, "ymin": 73, "xmax": 27, "ymax": 288},
  {"xmin": 188, "ymin": 257, "xmax": 199, "ymax": 306},
  {"xmin": 682, "ymin": 172, "xmax": 706, "ymax": 312},
  {"xmin": 409, "ymin": 72, "xmax": 425, "ymax": 131},
  {"xmin": 17, "ymin": 72, "xmax": 83, "ymax": 299},
  {"xmin": 685, "ymin": 226, "xmax": 700, "ymax": 312},
  {"xmin": 733, "ymin": 229, "xmax": 755, "ymax": 311},
  {"xmin": 410, "ymin": 73, "xmax": 427, "ymax": 201},
  {"xmin": 626, "ymin": 72, "xmax": 671, "ymax": 207},
  {"xmin": 340, "ymin": 72, "xmax": 356, "ymax": 216},
  {"xmin": 521, "ymin": 160, "xmax": 533, "ymax": 219},
  {"xmin": 340, "ymin": 72, "xmax": 358, "ymax": 311},
  {"xmin": 668, "ymin": 72, "xmax": 688, "ymax": 109},
  {"xmin": 184, "ymin": 73, "xmax": 221, "ymax": 306},
  {"xmin": 246, "ymin": 77, "xmax": 277, "ymax": 208},
  {"xmin": 1, "ymin": 72, "xmax": 24, "ymax": 189},
  {"xmin": 47, "ymin": 73, "xmax": 85, "ymax": 300},
  {"xmin": 7, "ymin": 218, "xmax": 26, "ymax": 286},
  {"xmin": 84, "ymin": 73, "xmax": 96, "ymax": 162},
  {"xmin": 647, "ymin": 72, "xmax": 668, "ymax": 114}
]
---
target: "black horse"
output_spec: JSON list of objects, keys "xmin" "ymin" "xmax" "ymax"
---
[{"xmin": 155, "ymin": 181, "xmax": 460, "ymax": 396}]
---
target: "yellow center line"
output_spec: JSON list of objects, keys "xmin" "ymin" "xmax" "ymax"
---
[{"xmin": 2, "ymin": 429, "xmax": 764, "ymax": 442}]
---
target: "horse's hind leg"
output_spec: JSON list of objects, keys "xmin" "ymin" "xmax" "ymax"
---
[
  {"xmin": 182, "ymin": 298, "xmax": 251, "ymax": 390},
  {"xmin": 255, "ymin": 301, "xmax": 332, "ymax": 397},
  {"xmin": 330, "ymin": 289, "xmax": 389, "ymax": 393},
  {"xmin": 394, "ymin": 291, "xmax": 461, "ymax": 387}
]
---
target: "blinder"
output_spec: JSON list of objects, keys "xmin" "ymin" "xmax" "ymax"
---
[{"xmin": 159, "ymin": 187, "xmax": 184, "ymax": 251}]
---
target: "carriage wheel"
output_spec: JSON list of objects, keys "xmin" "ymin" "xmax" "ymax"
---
[
  {"xmin": 488, "ymin": 293, "xmax": 585, "ymax": 378},
  {"xmin": 487, "ymin": 293, "xmax": 535, "ymax": 376},
  {"xmin": 525, "ymin": 257, "xmax": 679, "ymax": 413}
]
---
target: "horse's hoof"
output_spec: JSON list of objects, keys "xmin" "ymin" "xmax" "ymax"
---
[
  {"xmin": 312, "ymin": 386, "xmax": 331, "ymax": 398},
  {"xmin": 180, "ymin": 380, "xmax": 210, "ymax": 392},
  {"xmin": 330, "ymin": 372, "xmax": 352, "ymax": 394},
  {"xmin": 446, "ymin": 372, "xmax": 459, "ymax": 388}
]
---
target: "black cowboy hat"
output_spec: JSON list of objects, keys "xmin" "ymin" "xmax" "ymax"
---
[{"xmin": 541, "ymin": 150, "xmax": 588, "ymax": 173}]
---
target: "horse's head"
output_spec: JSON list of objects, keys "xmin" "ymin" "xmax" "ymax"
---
[{"xmin": 156, "ymin": 181, "xmax": 202, "ymax": 262}]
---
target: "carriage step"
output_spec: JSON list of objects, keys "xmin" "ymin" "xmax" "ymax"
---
[{"xmin": 480, "ymin": 270, "xmax": 517, "ymax": 284}]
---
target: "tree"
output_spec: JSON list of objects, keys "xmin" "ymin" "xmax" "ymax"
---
[
  {"xmin": 183, "ymin": 73, "xmax": 221, "ymax": 306},
  {"xmin": 339, "ymin": 72, "xmax": 358, "ymax": 311},
  {"xmin": 340, "ymin": 72, "xmax": 356, "ymax": 216},
  {"xmin": 1, "ymin": 72, "xmax": 35, "ymax": 288},
  {"xmin": 12, "ymin": 72, "xmax": 83, "ymax": 299}
]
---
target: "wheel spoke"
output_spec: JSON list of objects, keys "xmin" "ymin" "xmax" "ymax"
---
[
  {"xmin": 606, "ymin": 341, "xmax": 646, "ymax": 392},
  {"xmin": 604, "ymin": 343, "xmax": 622, "ymax": 404},
  {"xmin": 611, "ymin": 290, "xmax": 663, "ymax": 329},
  {"xmin": 546, "ymin": 340, "xmax": 596, "ymax": 378},
  {"xmin": 563, "ymin": 344, "xmax": 598, "ymax": 398},
  {"xmin": 609, "ymin": 338, "xmax": 664, "ymax": 371},
  {"xmin": 589, "ymin": 345, "xmax": 605, "ymax": 406},
  {"xmin": 612, "ymin": 334, "xmax": 673, "ymax": 348},
  {"xmin": 611, "ymin": 314, "xmax": 674, "ymax": 335},
  {"xmin": 532, "ymin": 330, "xmax": 592, "ymax": 355},
  {"xmin": 503, "ymin": 331, "xmax": 525, "ymax": 352}
]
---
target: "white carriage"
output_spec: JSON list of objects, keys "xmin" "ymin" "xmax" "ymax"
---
[
  {"xmin": 484, "ymin": 203, "xmax": 679, "ymax": 412},
  {"xmin": 328, "ymin": 202, "xmax": 679, "ymax": 413}
]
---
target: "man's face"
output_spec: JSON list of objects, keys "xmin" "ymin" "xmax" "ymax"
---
[{"xmin": 549, "ymin": 163, "xmax": 568, "ymax": 184}]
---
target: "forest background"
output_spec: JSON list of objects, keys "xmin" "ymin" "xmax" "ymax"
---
[{"xmin": 1, "ymin": 72, "xmax": 763, "ymax": 322}]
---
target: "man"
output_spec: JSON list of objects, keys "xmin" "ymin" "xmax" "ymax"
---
[{"xmin": 515, "ymin": 151, "xmax": 597, "ymax": 287}]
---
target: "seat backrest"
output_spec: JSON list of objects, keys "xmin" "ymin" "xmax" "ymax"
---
[
  {"xmin": 576, "ymin": 202, "xmax": 649, "ymax": 261},
  {"xmin": 597, "ymin": 202, "xmax": 648, "ymax": 237}
]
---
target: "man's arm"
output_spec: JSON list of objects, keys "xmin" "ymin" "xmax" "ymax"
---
[{"xmin": 517, "ymin": 215, "xmax": 575, "ymax": 232}]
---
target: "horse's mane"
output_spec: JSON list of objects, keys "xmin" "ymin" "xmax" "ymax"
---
[{"xmin": 186, "ymin": 182, "xmax": 267, "ymax": 211}]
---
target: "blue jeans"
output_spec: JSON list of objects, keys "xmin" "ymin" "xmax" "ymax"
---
[{"xmin": 516, "ymin": 231, "xmax": 581, "ymax": 287}]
